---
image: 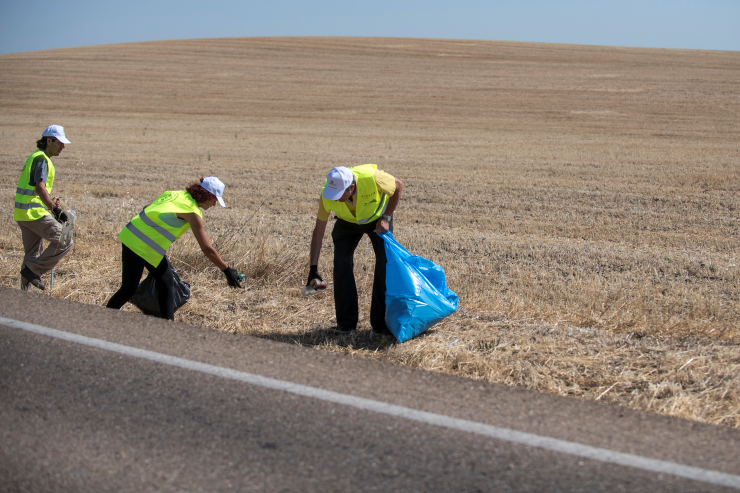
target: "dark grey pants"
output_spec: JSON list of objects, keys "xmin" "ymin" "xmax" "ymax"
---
[
  {"xmin": 17, "ymin": 216, "xmax": 71, "ymax": 290},
  {"xmin": 331, "ymin": 218, "xmax": 391, "ymax": 334}
]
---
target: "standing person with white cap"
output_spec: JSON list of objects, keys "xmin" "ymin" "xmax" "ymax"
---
[
  {"xmin": 106, "ymin": 177, "xmax": 243, "ymax": 320},
  {"xmin": 307, "ymin": 164, "xmax": 403, "ymax": 335},
  {"xmin": 15, "ymin": 125, "xmax": 73, "ymax": 290}
]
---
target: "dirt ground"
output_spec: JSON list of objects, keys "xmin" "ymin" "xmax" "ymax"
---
[{"xmin": 1, "ymin": 37, "xmax": 738, "ymax": 427}]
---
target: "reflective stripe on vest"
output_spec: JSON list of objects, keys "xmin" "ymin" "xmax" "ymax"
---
[
  {"xmin": 15, "ymin": 202, "xmax": 46, "ymax": 210},
  {"xmin": 135, "ymin": 210, "xmax": 177, "ymax": 242},
  {"xmin": 321, "ymin": 164, "xmax": 389, "ymax": 225},
  {"xmin": 118, "ymin": 191, "xmax": 202, "ymax": 267},
  {"xmin": 14, "ymin": 150, "xmax": 54, "ymax": 221},
  {"xmin": 123, "ymin": 220, "xmax": 168, "ymax": 257}
]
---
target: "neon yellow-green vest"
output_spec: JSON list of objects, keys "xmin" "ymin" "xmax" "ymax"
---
[
  {"xmin": 119, "ymin": 191, "xmax": 202, "ymax": 267},
  {"xmin": 321, "ymin": 164, "xmax": 389, "ymax": 224},
  {"xmin": 14, "ymin": 150, "xmax": 54, "ymax": 221}
]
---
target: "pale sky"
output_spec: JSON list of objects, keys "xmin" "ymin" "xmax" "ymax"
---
[{"xmin": 1, "ymin": 0, "xmax": 738, "ymax": 55}]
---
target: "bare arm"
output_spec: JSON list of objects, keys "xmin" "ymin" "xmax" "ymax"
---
[
  {"xmin": 177, "ymin": 212, "xmax": 228, "ymax": 271},
  {"xmin": 375, "ymin": 178, "xmax": 403, "ymax": 234},
  {"xmin": 34, "ymin": 180, "xmax": 57, "ymax": 211},
  {"xmin": 310, "ymin": 218, "xmax": 328, "ymax": 266}
]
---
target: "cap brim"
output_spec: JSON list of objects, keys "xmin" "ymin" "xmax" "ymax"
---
[
  {"xmin": 322, "ymin": 187, "xmax": 345, "ymax": 201},
  {"xmin": 42, "ymin": 133, "xmax": 71, "ymax": 144},
  {"xmin": 217, "ymin": 196, "xmax": 225, "ymax": 207}
]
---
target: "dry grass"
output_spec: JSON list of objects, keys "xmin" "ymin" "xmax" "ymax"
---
[{"xmin": 1, "ymin": 37, "xmax": 738, "ymax": 428}]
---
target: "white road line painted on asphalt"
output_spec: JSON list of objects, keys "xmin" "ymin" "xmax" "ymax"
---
[{"xmin": 2, "ymin": 315, "xmax": 739, "ymax": 490}]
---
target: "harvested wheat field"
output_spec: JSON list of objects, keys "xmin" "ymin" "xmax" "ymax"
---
[{"xmin": 1, "ymin": 37, "xmax": 739, "ymax": 427}]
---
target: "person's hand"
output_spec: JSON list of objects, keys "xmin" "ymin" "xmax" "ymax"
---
[
  {"xmin": 222, "ymin": 267, "xmax": 243, "ymax": 288},
  {"xmin": 306, "ymin": 265, "xmax": 323, "ymax": 287},
  {"xmin": 52, "ymin": 206, "xmax": 68, "ymax": 223},
  {"xmin": 375, "ymin": 217, "xmax": 390, "ymax": 234}
]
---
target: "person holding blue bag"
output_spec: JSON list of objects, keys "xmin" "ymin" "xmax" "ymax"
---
[{"xmin": 307, "ymin": 165, "xmax": 403, "ymax": 336}]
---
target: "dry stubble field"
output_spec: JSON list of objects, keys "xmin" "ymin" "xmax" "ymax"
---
[{"xmin": 1, "ymin": 37, "xmax": 738, "ymax": 427}]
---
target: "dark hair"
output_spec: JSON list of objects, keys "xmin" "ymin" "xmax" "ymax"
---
[
  {"xmin": 186, "ymin": 177, "xmax": 216, "ymax": 205},
  {"xmin": 36, "ymin": 136, "xmax": 54, "ymax": 150}
]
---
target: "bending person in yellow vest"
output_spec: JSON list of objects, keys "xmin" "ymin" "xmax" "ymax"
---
[
  {"xmin": 308, "ymin": 165, "xmax": 404, "ymax": 335},
  {"xmin": 15, "ymin": 125, "xmax": 73, "ymax": 291},
  {"xmin": 106, "ymin": 177, "xmax": 243, "ymax": 320}
]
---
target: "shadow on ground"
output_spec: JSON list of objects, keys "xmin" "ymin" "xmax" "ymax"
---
[{"xmin": 257, "ymin": 325, "xmax": 399, "ymax": 352}]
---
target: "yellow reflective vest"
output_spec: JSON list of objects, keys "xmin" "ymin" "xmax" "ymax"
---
[
  {"xmin": 14, "ymin": 150, "xmax": 54, "ymax": 221},
  {"xmin": 321, "ymin": 164, "xmax": 389, "ymax": 224},
  {"xmin": 119, "ymin": 191, "xmax": 202, "ymax": 267}
]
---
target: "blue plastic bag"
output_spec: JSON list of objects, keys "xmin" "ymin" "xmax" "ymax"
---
[{"xmin": 382, "ymin": 231, "xmax": 458, "ymax": 342}]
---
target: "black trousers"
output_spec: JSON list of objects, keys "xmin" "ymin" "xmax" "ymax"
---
[
  {"xmin": 106, "ymin": 243, "xmax": 176, "ymax": 320},
  {"xmin": 331, "ymin": 218, "xmax": 391, "ymax": 333}
]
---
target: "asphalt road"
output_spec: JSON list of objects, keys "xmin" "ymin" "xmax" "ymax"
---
[{"xmin": 1, "ymin": 287, "xmax": 739, "ymax": 492}]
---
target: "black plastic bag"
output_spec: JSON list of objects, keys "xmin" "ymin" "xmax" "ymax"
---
[{"xmin": 129, "ymin": 267, "xmax": 190, "ymax": 317}]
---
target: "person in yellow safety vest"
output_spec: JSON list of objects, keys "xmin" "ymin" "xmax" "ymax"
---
[
  {"xmin": 15, "ymin": 125, "xmax": 73, "ymax": 291},
  {"xmin": 307, "ymin": 165, "xmax": 404, "ymax": 336},
  {"xmin": 106, "ymin": 177, "xmax": 243, "ymax": 320}
]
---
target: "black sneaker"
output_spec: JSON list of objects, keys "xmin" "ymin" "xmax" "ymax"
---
[
  {"xmin": 21, "ymin": 266, "xmax": 45, "ymax": 290},
  {"xmin": 328, "ymin": 325, "xmax": 356, "ymax": 335},
  {"xmin": 371, "ymin": 326, "xmax": 395, "ymax": 338}
]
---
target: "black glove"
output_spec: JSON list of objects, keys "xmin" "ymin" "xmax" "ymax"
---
[
  {"xmin": 306, "ymin": 265, "xmax": 323, "ymax": 287},
  {"xmin": 52, "ymin": 207, "xmax": 68, "ymax": 223},
  {"xmin": 222, "ymin": 267, "xmax": 243, "ymax": 288}
]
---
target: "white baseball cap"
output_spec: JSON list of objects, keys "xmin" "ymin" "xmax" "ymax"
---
[
  {"xmin": 200, "ymin": 176, "xmax": 225, "ymax": 207},
  {"xmin": 42, "ymin": 125, "xmax": 71, "ymax": 144},
  {"xmin": 322, "ymin": 166, "xmax": 354, "ymax": 201}
]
